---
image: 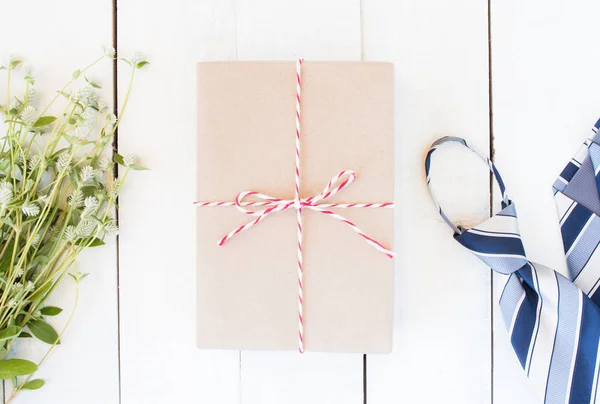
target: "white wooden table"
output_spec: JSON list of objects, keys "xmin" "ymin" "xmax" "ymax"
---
[{"xmin": 2, "ymin": 0, "xmax": 600, "ymax": 403}]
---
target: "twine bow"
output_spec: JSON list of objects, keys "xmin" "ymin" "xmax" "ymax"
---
[{"xmin": 213, "ymin": 170, "xmax": 395, "ymax": 258}]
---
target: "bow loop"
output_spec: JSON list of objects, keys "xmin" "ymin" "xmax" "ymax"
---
[
  {"xmin": 308, "ymin": 170, "xmax": 357, "ymax": 205},
  {"xmin": 234, "ymin": 191, "xmax": 288, "ymax": 216}
]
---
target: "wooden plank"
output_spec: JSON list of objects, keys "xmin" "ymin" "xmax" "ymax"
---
[
  {"xmin": 235, "ymin": 1, "xmax": 364, "ymax": 403},
  {"xmin": 363, "ymin": 1, "xmax": 492, "ymax": 403},
  {"xmin": 116, "ymin": 1, "xmax": 240, "ymax": 403},
  {"xmin": 0, "ymin": 1, "xmax": 117, "ymax": 403},
  {"xmin": 490, "ymin": 1, "xmax": 600, "ymax": 402}
]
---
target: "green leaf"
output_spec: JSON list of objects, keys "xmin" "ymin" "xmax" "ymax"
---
[
  {"xmin": 0, "ymin": 326, "xmax": 21, "ymax": 342},
  {"xmin": 85, "ymin": 76, "xmax": 102, "ymax": 89},
  {"xmin": 75, "ymin": 238, "xmax": 105, "ymax": 248},
  {"xmin": 33, "ymin": 116, "xmax": 57, "ymax": 128},
  {"xmin": 22, "ymin": 379, "xmax": 44, "ymax": 390},
  {"xmin": 47, "ymin": 147, "xmax": 70, "ymax": 163},
  {"xmin": 63, "ymin": 133, "xmax": 93, "ymax": 146},
  {"xmin": 40, "ymin": 307, "xmax": 62, "ymax": 316},
  {"xmin": 130, "ymin": 164, "xmax": 149, "ymax": 171},
  {"xmin": 0, "ymin": 359, "xmax": 37, "ymax": 379},
  {"xmin": 72, "ymin": 69, "xmax": 81, "ymax": 80},
  {"xmin": 18, "ymin": 332, "xmax": 32, "ymax": 338},
  {"xmin": 113, "ymin": 153, "xmax": 125, "ymax": 165},
  {"xmin": 119, "ymin": 57, "xmax": 132, "ymax": 66},
  {"xmin": 28, "ymin": 282, "xmax": 53, "ymax": 301},
  {"xmin": 0, "ymin": 240, "xmax": 15, "ymax": 272},
  {"xmin": 9, "ymin": 60, "xmax": 21, "ymax": 70},
  {"xmin": 68, "ymin": 272, "xmax": 89, "ymax": 283},
  {"xmin": 136, "ymin": 61, "xmax": 149, "ymax": 69},
  {"xmin": 8, "ymin": 108, "xmax": 17, "ymax": 116},
  {"xmin": 28, "ymin": 320, "xmax": 60, "ymax": 345},
  {"xmin": 32, "ymin": 255, "xmax": 51, "ymax": 267}
]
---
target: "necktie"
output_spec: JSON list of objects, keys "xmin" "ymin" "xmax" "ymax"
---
[{"xmin": 425, "ymin": 136, "xmax": 600, "ymax": 404}]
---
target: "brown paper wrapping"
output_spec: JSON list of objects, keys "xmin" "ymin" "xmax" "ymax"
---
[{"xmin": 196, "ymin": 62, "xmax": 395, "ymax": 353}]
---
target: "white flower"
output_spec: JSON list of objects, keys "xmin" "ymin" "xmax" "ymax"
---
[
  {"xmin": 11, "ymin": 283, "xmax": 23, "ymax": 293},
  {"xmin": 106, "ymin": 113, "xmax": 117, "ymax": 125},
  {"xmin": 38, "ymin": 193, "xmax": 50, "ymax": 204},
  {"xmin": 32, "ymin": 233, "xmax": 41, "ymax": 246},
  {"xmin": 97, "ymin": 98, "xmax": 108, "ymax": 113},
  {"xmin": 56, "ymin": 152, "xmax": 72, "ymax": 171},
  {"xmin": 14, "ymin": 267, "xmax": 23, "ymax": 278},
  {"xmin": 111, "ymin": 178, "xmax": 122, "ymax": 197},
  {"xmin": 68, "ymin": 189, "xmax": 84, "ymax": 207},
  {"xmin": 20, "ymin": 105, "xmax": 36, "ymax": 125},
  {"xmin": 98, "ymin": 156, "xmax": 111, "ymax": 171},
  {"xmin": 25, "ymin": 281, "xmax": 34, "ymax": 292},
  {"xmin": 0, "ymin": 181, "xmax": 13, "ymax": 205},
  {"xmin": 21, "ymin": 202, "xmax": 40, "ymax": 216},
  {"xmin": 77, "ymin": 220, "xmax": 96, "ymax": 237},
  {"xmin": 132, "ymin": 52, "xmax": 144, "ymax": 64},
  {"xmin": 84, "ymin": 195, "xmax": 98, "ymax": 209},
  {"xmin": 24, "ymin": 179, "xmax": 34, "ymax": 191},
  {"xmin": 27, "ymin": 87, "xmax": 36, "ymax": 103},
  {"xmin": 7, "ymin": 299, "xmax": 17, "ymax": 308},
  {"xmin": 71, "ymin": 85, "xmax": 97, "ymax": 107},
  {"xmin": 104, "ymin": 46, "xmax": 116, "ymax": 58},
  {"xmin": 28, "ymin": 154, "xmax": 41, "ymax": 168},
  {"xmin": 104, "ymin": 221, "xmax": 119, "ymax": 237},
  {"xmin": 81, "ymin": 108, "xmax": 96, "ymax": 124},
  {"xmin": 123, "ymin": 153, "xmax": 136, "ymax": 167},
  {"xmin": 72, "ymin": 126, "xmax": 90, "ymax": 141},
  {"xmin": 82, "ymin": 196, "xmax": 98, "ymax": 218},
  {"xmin": 64, "ymin": 225, "xmax": 76, "ymax": 242},
  {"xmin": 80, "ymin": 165, "xmax": 96, "ymax": 183}
]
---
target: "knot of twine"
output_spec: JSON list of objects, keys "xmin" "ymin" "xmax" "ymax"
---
[{"xmin": 194, "ymin": 59, "xmax": 395, "ymax": 353}]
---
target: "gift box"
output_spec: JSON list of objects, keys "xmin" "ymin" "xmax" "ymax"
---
[{"xmin": 196, "ymin": 61, "xmax": 395, "ymax": 353}]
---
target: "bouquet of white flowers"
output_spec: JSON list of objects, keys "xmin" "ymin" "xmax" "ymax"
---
[{"xmin": 0, "ymin": 48, "xmax": 146, "ymax": 402}]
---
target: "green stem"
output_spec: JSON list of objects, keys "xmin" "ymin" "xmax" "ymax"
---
[
  {"xmin": 37, "ymin": 55, "xmax": 105, "ymax": 118},
  {"xmin": 6, "ymin": 279, "xmax": 79, "ymax": 403}
]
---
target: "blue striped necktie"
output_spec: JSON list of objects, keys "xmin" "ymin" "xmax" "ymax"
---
[{"xmin": 426, "ymin": 136, "xmax": 600, "ymax": 404}]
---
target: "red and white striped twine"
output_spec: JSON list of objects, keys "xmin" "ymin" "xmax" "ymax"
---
[{"xmin": 194, "ymin": 59, "xmax": 395, "ymax": 353}]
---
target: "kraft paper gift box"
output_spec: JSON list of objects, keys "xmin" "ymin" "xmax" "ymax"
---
[{"xmin": 196, "ymin": 61, "xmax": 395, "ymax": 353}]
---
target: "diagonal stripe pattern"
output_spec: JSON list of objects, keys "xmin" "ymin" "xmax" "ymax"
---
[{"xmin": 426, "ymin": 135, "xmax": 600, "ymax": 404}]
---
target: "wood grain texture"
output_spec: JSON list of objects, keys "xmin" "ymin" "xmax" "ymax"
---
[
  {"xmin": 362, "ymin": 1, "xmax": 492, "ymax": 403},
  {"xmin": 116, "ymin": 1, "xmax": 240, "ymax": 403},
  {"xmin": 235, "ymin": 1, "xmax": 364, "ymax": 403},
  {"xmin": 0, "ymin": 2, "xmax": 118, "ymax": 403},
  {"xmin": 490, "ymin": 1, "xmax": 600, "ymax": 403}
]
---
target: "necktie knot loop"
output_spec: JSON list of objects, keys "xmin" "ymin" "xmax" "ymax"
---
[
  {"xmin": 425, "ymin": 136, "xmax": 510, "ymax": 234},
  {"xmin": 425, "ymin": 136, "xmax": 527, "ymax": 275}
]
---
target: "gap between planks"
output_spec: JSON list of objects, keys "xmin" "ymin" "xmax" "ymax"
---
[
  {"xmin": 112, "ymin": 0, "xmax": 123, "ymax": 403},
  {"xmin": 487, "ymin": 0, "xmax": 495, "ymax": 403}
]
